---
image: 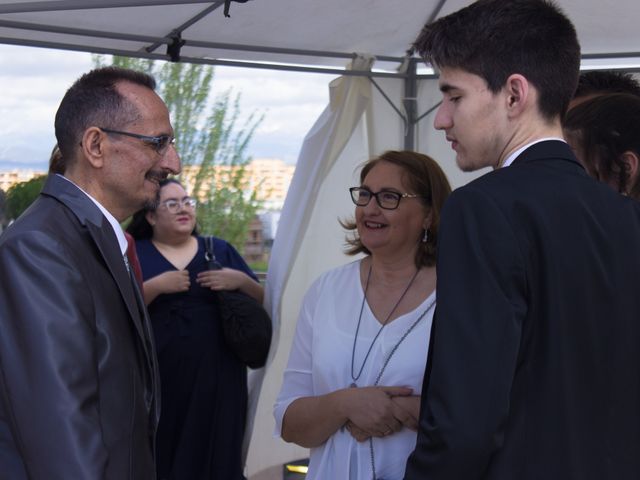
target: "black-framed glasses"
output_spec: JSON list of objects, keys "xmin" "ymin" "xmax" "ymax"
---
[
  {"xmin": 100, "ymin": 127, "xmax": 175, "ymax": 155},
  {"xmin": 349, "ymin": 186, "xmax": 423, "ymax": 210},
  {"xmin": 159, "ymin": 197, "xmax": 197, "ymax": 213}
]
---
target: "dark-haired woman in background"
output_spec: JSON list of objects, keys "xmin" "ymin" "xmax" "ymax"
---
[
  {"xmin": 274, "ymin": 150, "xmax": 451, "ymax": 480},
  {"xmin": 564, "ymin": 93, "xmax": 640, "ymax": 200},
  {"xmin": 127, "ymin": 178, "xmax": 263, "ymax": 480}
]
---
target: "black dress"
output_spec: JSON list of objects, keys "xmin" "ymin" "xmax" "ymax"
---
[{"xmin": 136, "ymin": 236, "xmax": 256, "ymax": 480}]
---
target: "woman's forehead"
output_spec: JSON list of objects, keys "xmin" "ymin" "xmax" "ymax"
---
[{"xmin": 160, "ymin": 182, "xmax": 187, "ymax": 199}]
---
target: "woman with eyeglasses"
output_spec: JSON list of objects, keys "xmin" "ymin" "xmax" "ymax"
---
[
  {"xmin": 274, "ymin": 150, "xmax": 451, "ymax": 480},
  {"xmin": 127, "ymin": 178, "xmax": 263, "ymax": 480}
]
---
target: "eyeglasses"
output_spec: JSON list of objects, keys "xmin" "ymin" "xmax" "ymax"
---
[
  {"xmin": 349, "ymin": 187, "xmax": 424, "ymax": 210},
  {"xmin": 159, "ymin": 197, "xmax": 197, "ymax": 213},
  {"xmin": 100, "ymin": 127, "xmax": 175, "ymax": 155}
]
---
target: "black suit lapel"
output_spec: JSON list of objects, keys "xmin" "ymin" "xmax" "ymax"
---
[
  {"xmin": 43, "ymin": 175, "xmax": 160, "ymax": 424},
  {"xmin": 43, "ymin": 175, "xmax": 149, "ymax": 351},
  {"xmin": 87, "ymin": 220, "xmax": 159, "ymax": 407},
  {"xmin": 87, "ymin": 220, "xmax": 147, "ymax": 341}
]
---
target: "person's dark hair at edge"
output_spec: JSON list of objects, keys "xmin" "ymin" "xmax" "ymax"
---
[
  {"xmin": 126, "ymin": 178, "xmax": 199, "ymax": 239},
  {"xmin": 54, "ymin": 66, "xmax": 156, "ymax": 168},
  {"xmin": 48, "ymin": 144, "xmax": 64, "ymax": 175},
  {"xmin": 564, "ymin": 93, "xmax": 640, "ymax": 198},
  {"xmin": 574, "ymin": 70, "xmax": 640, "ymax": 99},
  {"xmin": 413, "ymin": 0, "xmax": 580, "ymax": 120},
  {"xmin": 341, "ymin": 150, "xmax": 452, "ymax": 269}
]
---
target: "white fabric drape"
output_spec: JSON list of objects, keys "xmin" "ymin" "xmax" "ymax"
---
[{"xmin": 243, "ymin": 55, "xmax": 375, "ymax": 469}]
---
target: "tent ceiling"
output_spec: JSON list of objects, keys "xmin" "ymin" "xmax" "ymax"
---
[{"xmin": 1, "ymin": 0, "xmax": 639, "ymax": 76}]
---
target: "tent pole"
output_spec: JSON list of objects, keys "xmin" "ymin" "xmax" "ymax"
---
[{"xmin": 403, "ymin": 57, "xmax": 418, "ymax": 150}]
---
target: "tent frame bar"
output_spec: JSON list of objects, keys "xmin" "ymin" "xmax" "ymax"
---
[
  {"xmin": 2, "ymin": 14, "xmax": 640, "ymax": 77},
  {"xmin": 0, "ymin": 34, "xmax": 437, "ymax": 78},
  {"xmin": 0, "ymin": 17, "xmax": 405, "ymax": 66},
  {"xmin": 0, "ymin": 0, "xmax": 214, "ymax": 14},
  {"xmin": 144, "ymin": 1, "xmax": 225, "ymax": 54}
]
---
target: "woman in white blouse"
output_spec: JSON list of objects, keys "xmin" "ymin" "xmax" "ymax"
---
[{"xmin": 274, "ymin": 150, "xmax": 452, "ymax": 479}]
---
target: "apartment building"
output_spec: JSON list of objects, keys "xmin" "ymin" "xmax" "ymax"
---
[
  {"xmin": 180, "ymin": 158, "xmax": 295, "ymax": 210},
  {"xmin": 0, "ymin": 169, "xmax": 46, "ymax": 192}
]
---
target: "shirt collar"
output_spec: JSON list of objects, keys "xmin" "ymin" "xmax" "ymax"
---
[
  {"xmin": 57, "ymin": 174, "xmax": 128, "ymax": 256},
  {"xmin": 501, "ymin": 137, "xmax": 566, "ymax": 168}
]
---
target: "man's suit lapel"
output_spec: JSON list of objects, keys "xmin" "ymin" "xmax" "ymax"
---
[
  {"xmin": 87, "ymin": 220, "xmax": 149, "ymax": 347},
  {"xmin": 41, "ymin": 175, "xmax": 159, "ymax": 422},
  {"xmin": 43, "ymin": 175, "xmax": 148, "ymax": 345},
  {"xmin": 87, "ymin": 220, "xmax": 161, "ymax": 424}
]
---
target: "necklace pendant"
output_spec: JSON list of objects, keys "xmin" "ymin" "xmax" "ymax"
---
[{"xmin": 350, "ymin": 382, "xmax": 357, "ymax": 388}]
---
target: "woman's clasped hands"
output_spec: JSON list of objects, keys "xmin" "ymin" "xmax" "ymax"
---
[
  {"xmin": 342, "ymin": 386, "xmax": 420, "ymax": 442},
  {"xmin": 149, "ymin": 270, "xmax": 190, "ymax": 293},
  {"xmin": 196, "ymin": 267, "xmax": 247, "ymax": 291}
]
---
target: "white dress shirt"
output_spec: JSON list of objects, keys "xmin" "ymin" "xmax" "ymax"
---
[{"xmin": 56, "ymin": 174, "xmax": 128, "ymax": 257}]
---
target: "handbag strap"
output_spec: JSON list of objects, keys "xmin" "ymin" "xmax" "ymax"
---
[
  {"xmin": 204, "ymin": 236, "xmax": 224, "ymax": 271},
  {"xmin": 204, "ymin": 236, "xmax": 216, "ymax": 263}
]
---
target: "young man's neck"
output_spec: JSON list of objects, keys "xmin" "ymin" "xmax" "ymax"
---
[{"xmin": 496, "ymin": 117, "xmax": 563, "ymax": 169}]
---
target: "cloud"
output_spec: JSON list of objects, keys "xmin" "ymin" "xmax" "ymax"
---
[
  {"xmin": 0, "ymin": 45, "xmax": 93, "ymax": 168},
  {"xmin": 212, "ymin": 68, "xmax": 331, "ymax": 163},
  {"xmin": 0, "ymin": 45, "xmax": 332, "ymax": 170}
]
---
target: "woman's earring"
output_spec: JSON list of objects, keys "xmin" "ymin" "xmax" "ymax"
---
[{"xmin": 422, "ymin": 229, "xmax": 429, "ymax": 243}]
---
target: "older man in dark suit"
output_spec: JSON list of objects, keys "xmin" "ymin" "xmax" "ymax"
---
[
  {"xmin": 405, "ymin": 1, "xmax": 640, "ymax": 479},
  {"xmin": 0, "ymin": 67, "xmax": 180, "ymax": 479}
]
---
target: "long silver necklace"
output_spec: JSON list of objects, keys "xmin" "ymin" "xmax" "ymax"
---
[
  {"xmin": 367, "ymin": 297, "xmax": 436, "ymax": 480},
  {"xmin": 350, "ymin": 264, "xmax": 420, "ymax": 388}
]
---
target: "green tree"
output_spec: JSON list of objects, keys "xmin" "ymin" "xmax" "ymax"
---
[
  {"xmin": 5, "ymin": 175, "xmax": 47, "ymax": 220},
  {"xmin": 94, "ymin": 55, "xmax": 264, "ymax": 251},
  {"xmin": 0, "ymin": 188, "xmax": 6, "ymax": 229}
]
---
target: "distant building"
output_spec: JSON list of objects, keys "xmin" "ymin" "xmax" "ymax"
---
[
  {"xmin": 0, "ymin": 161, "xmax": 292, "ymax": 260},
  {"xmin": 0, "ymin": 169, "xmax": 46, "ymax": 192},
  {"xmin": 244, "ymin": 215, "xmax": 268, "ymax": 264},
  {"xmin": 245, "ymin": 158, "xmax": 296, "ymax": 210},
  {"xmin": 180, "ymin": 158, "xmax": 295, "ymax": 210}
]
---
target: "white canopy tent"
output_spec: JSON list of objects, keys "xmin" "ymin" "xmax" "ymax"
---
[
  {"xmin": 1, "ymin": 0, "xmax": 639, "ymax": 73},
  {"xmin": 2, "ymin": 1, "xmax": 640, "ymax": 476}
]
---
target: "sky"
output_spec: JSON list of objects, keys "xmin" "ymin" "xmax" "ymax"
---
[{"xmin": 0, "ymin": 44, "xmax": 333, "ymax": 171}]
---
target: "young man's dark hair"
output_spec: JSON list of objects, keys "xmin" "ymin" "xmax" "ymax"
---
[
  {"xmin": 54, "ymin": 67, "xmax": 156, "ymax": 163},
  {"xmin": 413, "ymin": 0, "xmax": 580, "ymax": 119}
]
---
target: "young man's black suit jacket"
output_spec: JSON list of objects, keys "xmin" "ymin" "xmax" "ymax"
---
[
  {"xmin": 0, "ymin": 174, "xmax": 160, "ymax": 479},
  {"xmin": 405, "ymin": 140, "xmax": 640, "ymax": 479}
]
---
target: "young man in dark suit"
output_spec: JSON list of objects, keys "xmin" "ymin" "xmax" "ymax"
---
[
  {"xmin": 404, "ymin": 1, "xmax": 640, "ymax": 478},
  {"xmin": 0, "ymin": 67, "xmax": 180, "ymax": 479}
]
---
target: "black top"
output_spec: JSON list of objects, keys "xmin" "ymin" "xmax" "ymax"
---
[{"xmin": 137, "ymin": 236, "xmax": 255, "ymax": 480}]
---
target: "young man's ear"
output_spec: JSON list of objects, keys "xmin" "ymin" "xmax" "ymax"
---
[
  {"xmin": 504, "ymin": 73, "xmax": 530, "ymax": 117},
  {"xmin": 621, "ymin": 150, "xmax": 640, "ymax": 194}
]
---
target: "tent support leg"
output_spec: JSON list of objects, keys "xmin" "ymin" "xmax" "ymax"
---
[
  {"xmin": 403, "ymin": 58, "xmax": 418, "ymax": 150},
  {"xmin": 369, "ymin": 58, "xmax": 421, "ymax": 151}
]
